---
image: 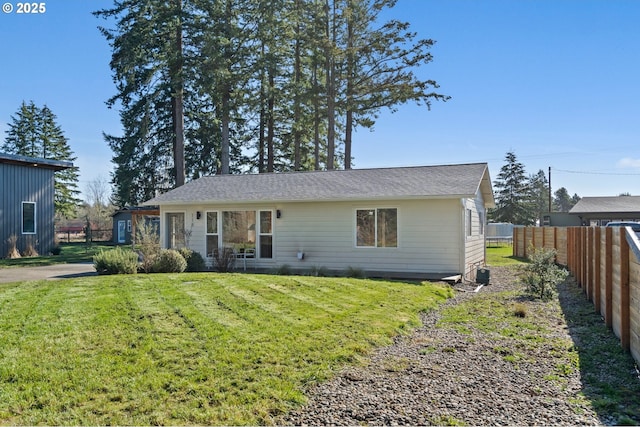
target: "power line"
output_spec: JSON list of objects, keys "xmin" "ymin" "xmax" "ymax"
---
[{"xmin": 553, "ymin": 168, "xmax": 640, "ymax": 176}]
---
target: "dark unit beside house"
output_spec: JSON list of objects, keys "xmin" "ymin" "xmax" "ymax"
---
[{"xmin": 0, "ymin": 152, "xmax": 73, "ymax": 257}]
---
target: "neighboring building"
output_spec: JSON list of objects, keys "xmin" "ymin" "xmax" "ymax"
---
[
  {"xmin": 143, "ymin": 163, "xmax": 495, "ymax": 279},
  {"xmin": 569, "ymin": 196, "xmax": 640, "ymax": 226},
  {"xmin": 540, "ymin": 212, "xmax": 581, "ymax": 227},
  {"xmin": 112, "ymin": 206, "xmax": 160, "ymax": 244},
  {"xmin": 0, "ymin": 152, "xmax": 73, "ymax": 257}
]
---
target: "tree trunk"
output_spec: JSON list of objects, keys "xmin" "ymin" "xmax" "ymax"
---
[{"xmin": 172, "ymin": 0, "xmax": 185, "ymax": 186}]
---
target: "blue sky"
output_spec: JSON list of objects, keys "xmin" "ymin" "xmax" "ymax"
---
[{"xmin": 1, "ymin": 0, "xmax": 639, "ymax": 200}]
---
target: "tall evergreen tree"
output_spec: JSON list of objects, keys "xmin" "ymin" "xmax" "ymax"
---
[
  {"xmin": 490, "ymin": 151, "xmax": 534, "ymax": 225},
  {"xmin": 529, "ymin": 169, "xmax": 550, "ymax": 224},
  {"xmin": 2, "ymin": 102, "xmax": 81, "ymax": 218}
]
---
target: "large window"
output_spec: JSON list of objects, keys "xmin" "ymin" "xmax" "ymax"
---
[
  {"xmin": 22, "ymin": 202, "xmax": 36, "ymax": 234},
  {"xmin": 206, "ymin": 211, "xmax": 219, "ymax": 256},
  {"xmin": 223, "ymin": 211, "xmax": 256, "ymax": 251},
  {"xmin": 356, "ymin": 208, "xmax": 397, "ymax": 248},
  {"xmin": 166, "ymin": 212, "xmax": 185, "ymax": 249}
]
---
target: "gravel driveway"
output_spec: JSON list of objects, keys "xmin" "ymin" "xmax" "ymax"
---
[{"xmin": 281, "ymin": 266, "xmax": 639, "ymax": 426}]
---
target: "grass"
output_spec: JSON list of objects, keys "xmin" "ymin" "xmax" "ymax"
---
[
  {"xmin": 0, "ymin": 273, "xmax": 452, "ymax": 425},
  {"xmin": 486, "ymin": 244, "xmax": 527, "ymax": 266},
  {"xmin": 0, "ymin": 242, "xmax": 114, "ymax": 268}
]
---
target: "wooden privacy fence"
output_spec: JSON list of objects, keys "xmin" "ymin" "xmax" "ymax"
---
[{"xmin": 514, "ymin": 226, "xmax": 640, "ymax": 365}]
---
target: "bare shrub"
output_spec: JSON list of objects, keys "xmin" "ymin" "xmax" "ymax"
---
[
  {"xmin": 6, "ymin": 235, "xmax": 21, "ymax": 259},
  {"xmin": 212, "ymin": 247, "xmax": 236, "ymax": 272},
  {"xmin": 136, "ymin": 221, "xmax": 160, "ymax": 273},
  {"xmin": 22, "ymin": 236, "xmax": 39, "ymax": 257}
]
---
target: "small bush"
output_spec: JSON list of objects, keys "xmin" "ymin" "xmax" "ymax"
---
[
  {"xmin": 308, "ymin": 265, "xmax": 329, "ymax": 277},
  {"xmin": 346, "ymin": 266, "xmax": 365, "ymax": 279},
  {"xmin": 152, "ymin": 249, "xmax": 187, "ymax": 273},
  {"xmin": 50, "ymin": 245, "xmax": 62, "ymax": 256},
  {"xmin": 520, "ymin": 247, "xmax": 569, "ymax": 301},
  {"xmin": 277, "ymin": 264, "xmax": 293, "ymax": 275},
  {"xmin": 212, "ymin": 247, "xmax": 236, "ymax": 272},
  {"xmin": 93, "ymin": 247, "xmax": 139, "ymax": 275},
  {"xmin": 179, "ymin": 248, "xmax": 206, "ymax": 272},
  {"xmin": 513, "ymin": 303, "xmax": 527, "ymax": 318}
]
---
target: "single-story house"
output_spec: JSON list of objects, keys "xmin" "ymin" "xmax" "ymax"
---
[
  {"xmin": 143, "ymin": 163, "xmax": 495, "ymax": 279},
  {"xmin": 0, "ymin": 152, "xmax": 73, "ymax": 257},
  {"xmin": 569, "ymin": 195, "xmax": 640, "ymax": 226},
  {"xmin": 112, "ymin": 206, "xmax": 160, "ymax": 244}
]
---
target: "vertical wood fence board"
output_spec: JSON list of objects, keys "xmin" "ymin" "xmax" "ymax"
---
[
  {"xmin": 594, "ymin": 227, "xmax": 602, "ymax": 313},
  {"xmin": 612, "ymin": 230, "xmax": 622, "ymax": 341},
  {"xmin": 605, "ymin": 227, "xmax": 613, "ymax": 329},
  {"xmin": 630, "ymin": 257, "xmax": 640, "ymax": 363},
  {"xmin": 620, "ymin": 231, "xmax": 630, "ymax": 351}
]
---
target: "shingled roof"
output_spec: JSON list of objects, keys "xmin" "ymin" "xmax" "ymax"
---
[
  {"xmin": 144, "ymin": 163, "xmax": 494, "ymax": 207},
  {"xmin": 570, "ymin": 196, "xmax": 640, "ymax": 214}
]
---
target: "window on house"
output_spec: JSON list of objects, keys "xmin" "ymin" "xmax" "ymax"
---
[
  {"xmin": 466, "ymin": 209, "xmax": 472, "ymax": 237},
  {"xmin": 223, "ymin": 211, "xmax": 256, "ymax": 252},
  {"xmin": 479, "ymin": 212, "xmax": 484, "ymax": 235},
  {"xmin": 22, "ymin": 202, "xmax": 36, "ymax": 234},
  {"xmin": 259, "ymin": 211, "xmax": 273, "ymax": 258},
  {"xmin": 166, "ymin": 212, "xmax": 185, "ymax": 249},
  {"xmin": 356, "ymin": 208, "xmax": 397, "ymax": 247},
  {"xmin": 127, "ymin": 220, "xmax": 131, "ymax": 232},
  {"xmin": 206, "ymin": 211, "xmax": 219, "ymax": 256}
]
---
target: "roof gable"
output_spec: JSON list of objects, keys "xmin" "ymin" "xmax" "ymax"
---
[{"xmin": 144, "ymin": 163, "xmax": 495, "ymax": 206}]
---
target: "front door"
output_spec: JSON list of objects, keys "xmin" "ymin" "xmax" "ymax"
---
[{"xmin": 118, "ymin": 220, "xmax": 126, "ymax": 243}]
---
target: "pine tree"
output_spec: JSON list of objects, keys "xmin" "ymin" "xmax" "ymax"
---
[
  {"xmin": 529, "ymin": 169, "xmax": 550, "ymax": 224},
  {"xmin": 2, "ymin": 102, "xmax": 81, "ymax": 218},
  {"xmin": 490, "ymin": 151, "xmax": 534, "ymax": 225}
]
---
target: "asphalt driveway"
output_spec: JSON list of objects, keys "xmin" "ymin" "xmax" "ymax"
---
[{"xmin": 0, "ymin": 263, "xmax": 97, "ymax": 284}]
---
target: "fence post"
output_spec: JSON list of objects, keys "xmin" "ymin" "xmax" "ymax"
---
[
  {"xmin": 621, "ymin": 230, "xmax": 631, "ymax": 351},
  {"xmin": 605, "ymin": 227, "xmax": 613, "ymax": 329}
]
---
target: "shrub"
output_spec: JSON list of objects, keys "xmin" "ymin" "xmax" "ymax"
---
[
  {"xmin": 520, "ymin": 247, "xmax": 569, "ymax": 301},
  {"xmin": 308, "ymin": 265, "xmax": 329, "ymax": 277},
  {"xmin": 136, "ymin": 221, "xmax": 160, "ymax": 273},
  {"xmin": 212, "ymin": 247, "xmax": 236, "ymax": 272},
  {"xmin": 93, "ymin": 247, "xmax": 139, "ymax": 275},
  {"xmin": 22, "ymin": 236, "xmax": 39, "ymax": 257},
  {"xmin": 346, "ymin": 266, "xmax": 365, "ymax": 278},
  {"xmin": 275, "ymin": 264, "xmax": 292, "ymax": 276},
  {"xmin": 6, "ymin": 235, "xmax": 20, "ymax": 259},
  {"xmin": 178, "ymin": 248, "xmax": 206, "ymax": 272},
  {"xmin": 152, "ymin": 249, "xmax": 187, "ymax": 273},
  {"xmin": 50, "ymin": 245, "xmax": 62, "ymax": 256}
]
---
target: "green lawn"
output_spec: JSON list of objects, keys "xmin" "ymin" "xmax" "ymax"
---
[
  {"xmin": 486, "ymin": 244, "xmax": 527, "ymax": 266},
  {"xmin": 0, "ymin": 242, "xmax": 114, "ymax": 268},
  {"xmin": 0, "ymin": 273, "xmax": 452, "ymax": 425}
]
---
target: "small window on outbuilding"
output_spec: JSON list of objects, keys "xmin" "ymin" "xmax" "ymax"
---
[{"xmin": 22, "ymin": 202, "xmax": 36, "ymax": 234}]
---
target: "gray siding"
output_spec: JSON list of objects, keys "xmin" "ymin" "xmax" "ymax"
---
[{"xmin": 1, "ymin": 163, "xmax": 56, "ymax": 257}]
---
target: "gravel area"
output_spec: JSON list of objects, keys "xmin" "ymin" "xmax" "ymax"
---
[{"xmin": 281, "ymin": 266, "xmax": 626, "ymax": 426}]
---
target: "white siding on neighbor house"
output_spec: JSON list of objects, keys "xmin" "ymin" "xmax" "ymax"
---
[{"xmin": 159, "ymin": 198, "xmax": 467, "ymax": 276}]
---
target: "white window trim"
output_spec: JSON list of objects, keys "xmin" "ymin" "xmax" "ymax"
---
[
  {"xmin": 164, "ymin": 211, "xmax": 187, "ymax": 249},
  {"xmin": 354, "ymin": 207, "xmax": 399, "ymax": 248},
  {"xmin": 22, "ymin": 201, "xmax": 36, "ymax": 234},
  {"xmin": 205, "ymin": 210, "xmax": 220, "ymax": 257},
  {"xmin": 258, "ymin": 210, "xmax": 274, "ymax": 259}
]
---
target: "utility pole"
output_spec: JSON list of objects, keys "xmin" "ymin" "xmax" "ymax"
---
[{"xmin": 548, "ymin": 166, "xmax": 552, "ymax": 212}]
